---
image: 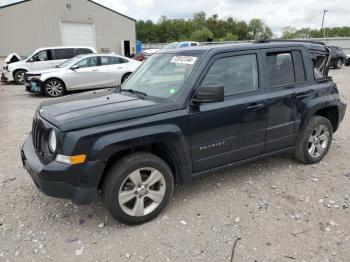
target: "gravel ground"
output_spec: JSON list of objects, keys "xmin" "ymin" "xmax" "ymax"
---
[{"xmin": 0, "ymin": 66, "xmax": 349, "ymax": 262}]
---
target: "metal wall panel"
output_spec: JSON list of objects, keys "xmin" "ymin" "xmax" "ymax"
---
[{"xmin": 0, "ymin": 0, "xmax": 136, "ymax": 56}]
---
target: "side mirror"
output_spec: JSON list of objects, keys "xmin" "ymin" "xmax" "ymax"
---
[
  {"xmin": 71, "ymin": 65, "xmax": 79, "ymax": 70},
  {"xmin": 192, "ymin": 84, "xmax": 224, "ymax": 104}
]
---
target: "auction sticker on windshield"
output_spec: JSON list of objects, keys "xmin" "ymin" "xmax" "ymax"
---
[{"xmin": 170, "ymin": 56, "xmax": 197, "ymax": 65}]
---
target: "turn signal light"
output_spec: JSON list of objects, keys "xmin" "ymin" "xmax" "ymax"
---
[{"xmin": 56, "ymin": 154, "xmax": 86, "ymax": 165}]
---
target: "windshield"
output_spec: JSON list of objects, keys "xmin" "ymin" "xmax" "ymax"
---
[
  {"xmin": 56, "ymin": 55, "xmax": 84, "ymax": 68},
  {"xmin": 121, "ymin": 53, "xmax": 200, "ymax": 99},
  {"xmin": 163, "ymin": 43, "xmax": 179, "ymax": 49}
]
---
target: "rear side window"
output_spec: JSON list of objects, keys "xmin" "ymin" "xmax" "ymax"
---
[
  {"xmin": 292, "ymin": 51, "xmax": 306, "ymax": 82},
  {"xmin": 101, "ymin": 56, "xmax": 128, "ymax": 65},
  {"xmin": 267, "ymin": 52, "xmax": 295, "ymax": 87},
  {"xmin": 311, "ymin": 53, "xmax": 328, "ymax": 80},
  {"xmin": 77, "ymin": 48, "xmax": 93, "ymax": 55},
  {"xmin": 202, "ymin": 54, "xmax": 259, "ymax": 96},
  {"xmin": 53, "ymin": 48, "xmax": 75, "ymax": 60}
]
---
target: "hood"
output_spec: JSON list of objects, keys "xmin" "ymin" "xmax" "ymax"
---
[
  {"xmin": 39, "ymin": 89, "xmax": 178, "ymax": 132},
  {"xmin": 27, "ymin": 68, "xmax": 62, "ymax": 75}
]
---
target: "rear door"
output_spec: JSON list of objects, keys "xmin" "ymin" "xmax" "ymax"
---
[
  {"xmin": 263, "ymin": 48, "xmax": 308, "ymax": 152},
  {"xmin": 107, "ymin": 57, "xmax": 130, "ymax": 85},
  {"xmin": 52, "ymin": 48, "xmax": 76, "ymax": 67},
  {"xmin": 189, "ymin": 51, "xmax": 267, "ymax": 172}
]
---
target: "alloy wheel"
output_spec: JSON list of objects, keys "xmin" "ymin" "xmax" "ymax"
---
[
  {"xmin": 118, "ymin": 167, "xmax": 166, "ymax": 217},
  {"xmin": 16, "ymin": 72, "xmax": 25, "ymax": 84},
  {"xmin": 307, "ymin": 124, "xmax": 330, "ymax": 158},
  {"xmin": 46, "ymin": 81, "xmax": 63, "ymax": 97}
]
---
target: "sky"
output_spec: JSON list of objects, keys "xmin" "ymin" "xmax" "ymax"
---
[{"xmin": 1, "ymin": 0, "xmax": 350, "ymax": 36}]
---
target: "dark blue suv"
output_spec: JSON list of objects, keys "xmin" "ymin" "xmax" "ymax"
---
[{"xmin": 21, "ymin": 40, "xmax": 346, "ymax": 225}]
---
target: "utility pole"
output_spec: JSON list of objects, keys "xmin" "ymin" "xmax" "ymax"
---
[{"xmin": 321, "ymin": 10, "xmax": 328, "ymax": 38}]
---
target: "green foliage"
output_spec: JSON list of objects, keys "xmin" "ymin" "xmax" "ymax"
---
[
  {"xmin": 282, "ymin": 26, "xmax": 350, "ymax": 39},
  {"xmin": 247, "ymin": 19, "xmax": 273, "ymax": 40},
  {"xmin": 136, "ymin": 12, "xmax": 272, "ymax": 43},
  {"xmin": 220, "ymin": 33, "xmax": 239, "ymax": 41},
  {"xmin": 190, "ymin": 27, "xmax": 214, "ymax": 42}
]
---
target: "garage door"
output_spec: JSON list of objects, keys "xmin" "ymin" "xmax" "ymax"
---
[{"xmin": 61, "ymin": 22, "xmax": 95, "ymax": 47}]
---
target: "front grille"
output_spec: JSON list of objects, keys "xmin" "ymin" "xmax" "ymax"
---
[
  {"xmin": 32, "ymin": 116, "xmax": 45, "ymax": 157},
  {"xmin": 32, "ymin": 114, "xmax": 54, "ymax": 163}
]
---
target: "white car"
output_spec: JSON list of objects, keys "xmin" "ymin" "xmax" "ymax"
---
[
  {"xmin": 2, "ymin": 46, "xmax": 96, "ymax": 84},
  {"xmin": 24, "ymin": 53, "xmax": 141, "ymax": 97}
]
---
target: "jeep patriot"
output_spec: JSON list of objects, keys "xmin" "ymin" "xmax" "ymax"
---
[{"xmin": 21, "ymin": 40, "xmax": 347, "ymax": 225}]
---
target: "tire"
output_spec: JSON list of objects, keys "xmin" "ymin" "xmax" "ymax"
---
[
  {"xmin": 13, "ymin": 69, "xmax": 26, "ymax": 85},
  {"xmin": 121, "ymin": 73, "xmax": 132, "ymax": 84},
  {"xmin": 294, "ymin": 116, "xmax": 333, "ymax": 164},
  {"xmin": 102, "ymin": 152, "xmax": 174, "ymax": 225},
  {"xmin": 44, "ymin": 79, "xmax": 65, "ymax": 97},
  {"xmin": 335, "ymin": 58, "xmax": 343, "ymax": 69}
]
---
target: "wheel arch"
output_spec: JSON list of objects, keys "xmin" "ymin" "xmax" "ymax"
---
[
  {"xmin": 12, "ymin": 68, "xmax": 27, "ymax": 78},
  {"xmin": 93, "ymin": 126, "xmax": 192, "ymax": 189}
]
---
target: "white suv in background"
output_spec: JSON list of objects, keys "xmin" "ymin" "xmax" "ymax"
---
[
  {"xmin": 24, "ymin": 53, "xmax": 141, "ymax": 97},
  {"xmin": 2, "ymin": 46, "xmax": 96, "ymax": 84}
]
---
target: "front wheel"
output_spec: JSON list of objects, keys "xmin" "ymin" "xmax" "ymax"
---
[
  {"xmin": 44, "ymin": 79, "xmax": 65, "ymax": 97},
  {"xmin": 294, "ymin": 116, "xmax": 333, "ymax": 164},
  {"xmin": 14, "ymin": 70, "xmax": 26, "ymax": 84},
  {"xmin": 102, "ymin": 152, "xmax": 174, "ymax": 225}
]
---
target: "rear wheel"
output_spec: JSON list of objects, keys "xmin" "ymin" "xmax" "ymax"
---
[
  {"xmin": 102, "ymin": 152, "xmax": 174, "ymax": 225},
  {"xmin": 121, "ymin": 73, "xmax": 132, "ymax": 84},
  {"xmin": 295, "ymin": 116, "xmax": 333, "ymax": 164},
  {"xmin": 335, "ymin": 58, "xmax": 343, "ymax": 69},
  {"xmin": 14, "ymin": 69, "xmax": 26, "ymax": 84},
  {"xmin": 44, "ymin": 79, "xmax": 65, "ymax": 97}
]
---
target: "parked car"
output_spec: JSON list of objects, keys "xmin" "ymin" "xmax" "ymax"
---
[
  {"xmin": 143, "ymin": 48, "xmax": 161, "ymax": 60},
  {"xmin": 329, "ymin": 46, "xmax": 347, "ymax": 69},
  {"xmin": 24, "ymin": 53, "xmax": 141, "ymax": 97},
  {"xmin": 163, "ymin": 41, "xmax": 200, "ymax": 49},
  {"xmin": 2, "ymin": 46, "xmax": 96, "ymax": 84},
  {"xmin": 345, "ymin": 53, "xmax": 350, "ymax": 66},
  {"xmin": 142, "ymin": 42, "xmax": 200, "ymax": 60},
  {"xmin": 21, "ymin": 40, "xmax": 346, "ymax": 225}
]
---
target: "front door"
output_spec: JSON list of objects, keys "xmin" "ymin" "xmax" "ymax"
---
[{"xmin": 189, "ymin": 51, "xmax": 267, "ymax": 173}]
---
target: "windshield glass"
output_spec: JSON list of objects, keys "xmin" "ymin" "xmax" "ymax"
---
[
  {"xmin": 56, "ymin": 55, "xmax": 84, "ymax": 68},
  {"xmin": 163, "ymin": 43, "xmax": 179, "ymax": 49},
  {"xmin": 121, "ymin": 53, "xmax": 200, "ymax": 99}
]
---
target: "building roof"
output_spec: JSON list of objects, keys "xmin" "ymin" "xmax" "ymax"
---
[{"xmin": 0, "ymin": 0, "xmax": 136, "ymax": 22}]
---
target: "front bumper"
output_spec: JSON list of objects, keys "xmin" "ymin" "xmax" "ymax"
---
[
  {"xmin": 21, "ymin": 134, "xmax": 105, "ymax": 204},
  {"xmin": 338, "ymin": 101, "xmax": 347, "ymax": 125},
  {"xmin": 25, "ymin": 79, "xmax": 44, "ymax": 94},
  {"xmin": 1, "ymin": 69, "xmax": 12, "ymax": 82}
]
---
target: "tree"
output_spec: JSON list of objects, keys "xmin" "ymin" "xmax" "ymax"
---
[
  {"xmin": 247, "ymin": 19, "xmax": 272, "ymax": 40},
  {"xmin": 190, "ymin": 27, "xmax": 214, "ymax": 42}
]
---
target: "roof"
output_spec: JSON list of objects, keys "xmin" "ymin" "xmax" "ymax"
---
[
  {"xmin": 158, "ymin": 41, "xmax": 328, "ymax": 55},
  {"xmin": 0, "ymin": 0, "xmax": 136, "ymax": 22}
]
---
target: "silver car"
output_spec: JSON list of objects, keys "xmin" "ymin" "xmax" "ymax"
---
[{"xmin": 24, "ymin": 54, "xmax": 141, "ymax": 97}]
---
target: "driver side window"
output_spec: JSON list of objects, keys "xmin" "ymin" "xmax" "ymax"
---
[
  {"xmin": 202, "ymin": 54, "xmax": 259, "ymax": 96},
  {"xmin": 31, "ymin": 50, "xmax": 51, "ymax": 62},
  {"xmin": 75, "ymin": 57, "xmax": 98, "ymax": 68}
]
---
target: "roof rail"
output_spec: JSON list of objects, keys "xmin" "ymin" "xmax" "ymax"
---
[{"xmin": 254, "ymin": 39, "xmax": 327, "ymax": 47}]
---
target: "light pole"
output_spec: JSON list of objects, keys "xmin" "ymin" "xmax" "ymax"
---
[{"xmin": 321, "ymin": 10, "xmax": 328, "ymax": 38}]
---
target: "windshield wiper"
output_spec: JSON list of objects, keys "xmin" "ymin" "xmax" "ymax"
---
[{"xmin": 121, "ymin": 88, "xmax": 148, "ymax": 97}]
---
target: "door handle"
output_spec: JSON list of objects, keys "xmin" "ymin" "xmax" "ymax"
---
[
  {"xmin": 91, "ymin": 69, "xmax": 99, "ymax": 72},
  {"xmin": 117, "ymin": 66, "xmax": 124, "ymax": 69},
  {"xmin": 246, "ymin": 103, "xmax": 264, "ymax": 111}
]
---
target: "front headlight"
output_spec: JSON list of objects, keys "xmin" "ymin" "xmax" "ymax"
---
[
  {"xmin": 27, "ymin": 74, "xmax": 41, "ymax": 81},
  {"xmin": 48, "ymin": 130, "xmax": 57, "ymax": 153}
]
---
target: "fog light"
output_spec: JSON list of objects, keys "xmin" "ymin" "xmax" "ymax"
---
[{"xmin": 56, "ymin": 154, "xmax": 86, "ymax": 165}]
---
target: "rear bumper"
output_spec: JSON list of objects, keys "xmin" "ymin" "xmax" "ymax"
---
[{"xmin": 21, "ymin": 134, "xmax": 105, "ymax": 204}]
